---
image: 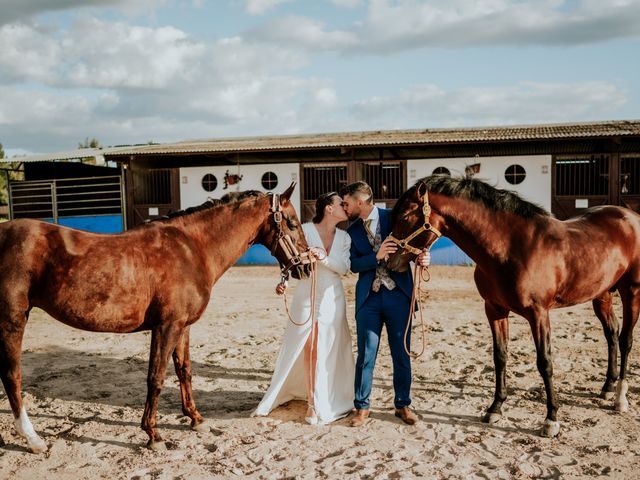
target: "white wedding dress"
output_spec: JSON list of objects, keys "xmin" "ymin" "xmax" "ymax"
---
[{"xmin": 253, "ymin": 223, "xmax": 355, "ymax": 424}]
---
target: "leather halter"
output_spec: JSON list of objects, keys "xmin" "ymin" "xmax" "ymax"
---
[
  {"xmin": 268, "ymin": 193, "xmax": 315, "ymax": 280},
  {"xmin": 388, "ymin": 188, "xmax": 442, "ymax": 255}
]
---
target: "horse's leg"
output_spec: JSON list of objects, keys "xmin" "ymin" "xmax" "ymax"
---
[
  {"xmin": 527, "ymin": 308, "xmax": 560, "ymax": 437},
  {"xmin": 172, "ymin": 326, "xmax": 205, "ymax": 431},
  {"xmin": 0, "ymin": 307, "xmax": 47, "ymax": 453},
  {"xmin": 614, "ymin": 283, "xmax": 640, "ymax": 412},
  {"xmin": 141, "ymin": 321, "xmax": 185, "ymax": 450},
  {"xmin": 592, "ymin": 292, "xmax": 620, "ymax": 399},
  {"xmin": 482, "ymin": 301, "xmax": 510, "ymax": 424}
]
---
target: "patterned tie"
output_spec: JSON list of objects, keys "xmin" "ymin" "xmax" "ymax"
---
[{"xmin": 364, "ymin": 218, "xmax": 374, "ymax": 243}]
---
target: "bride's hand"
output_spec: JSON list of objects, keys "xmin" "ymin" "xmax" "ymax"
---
[
  {"xmin": 275, "ymin": 283, "xmax": 287, "ymax": 295},
  {"xmin": 309, "ymin": 247, "xmax": 326, "ymax": 260}
]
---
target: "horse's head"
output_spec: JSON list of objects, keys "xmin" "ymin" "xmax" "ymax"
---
[
  {"xmin": 259, "ymin": 182, "xmax": 313, "ymax": 280},
  {"xmin": 387, "ymin": 181, "xmax": 443, "ymax": 272}
]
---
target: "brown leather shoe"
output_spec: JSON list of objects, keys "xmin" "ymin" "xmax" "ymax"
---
[
  {"xmin": 349, "ymin": 409, "xmax": 370, "ymax": 427},
  {"xmin": 395, "ymin": 407, "xmax": 418, "ymax": 425}
]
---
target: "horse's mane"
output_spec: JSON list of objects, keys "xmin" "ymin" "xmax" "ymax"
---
[
  {"xmin": 143, "ymin": 190, "xmax": 265, "ymax": 225},
  {"xmin": 393, "ymin": 175, "xmax": 550, "ymax": 220}
]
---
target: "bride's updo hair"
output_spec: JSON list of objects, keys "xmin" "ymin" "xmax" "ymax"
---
[{"xmin": 312, "ymin": 192, "xmax": 339, "ymax": 224}]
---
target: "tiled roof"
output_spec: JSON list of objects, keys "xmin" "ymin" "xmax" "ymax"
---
[{"xmin": 104, "ymin": 120, "xmax": 640, "ymax": 157}]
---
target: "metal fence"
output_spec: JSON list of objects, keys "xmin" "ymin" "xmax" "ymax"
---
[{"xmin": 9, "ymin": 175, "xmax": 124, "ymax": 223}]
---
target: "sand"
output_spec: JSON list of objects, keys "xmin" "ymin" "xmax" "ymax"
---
[{"xmin": 1, "ymin": 265, "xmax": 639, "ymax": 479}]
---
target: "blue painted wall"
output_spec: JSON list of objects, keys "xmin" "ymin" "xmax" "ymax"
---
[{"xmin": 41, "ymin": 215, "xmax": 124, "ymax": 234}]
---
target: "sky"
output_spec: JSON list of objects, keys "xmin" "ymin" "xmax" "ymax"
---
[{"xmin": 1, "ymin": 0, "xmax": 639, "ymax": 157}]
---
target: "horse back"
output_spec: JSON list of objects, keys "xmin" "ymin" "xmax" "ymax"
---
[{"xmin": 0, "ymin": 219, "xmax": 211, "ymax": 333}]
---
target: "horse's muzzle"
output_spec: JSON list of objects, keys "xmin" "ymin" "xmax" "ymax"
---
[{"xmin": 277, "ymin": 235, "xmax": 314, "ymax": 280}]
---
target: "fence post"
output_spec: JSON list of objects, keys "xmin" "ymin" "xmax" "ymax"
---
[{"xmin": 52, "ymin": 181, "xmax": 58, "ymax": 224}]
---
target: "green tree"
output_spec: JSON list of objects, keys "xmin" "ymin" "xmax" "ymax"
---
[
  {"xmin": 0, "ymin": 143, "xmax": 25, "ymax": 208},
  {"xmin": 78, "ymin": 137, "xmax": 101, "ymax": 149},
  {"xmin": 77, "ymin": 137, "xmax": 102, "ymax": 165}
]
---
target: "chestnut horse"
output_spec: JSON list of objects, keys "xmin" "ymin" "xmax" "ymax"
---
[
  {"xmin": 0, "ymin": 183, "xmax": 311, "ymax": 452},
  {"xmin": 387, "ymin": 175, "xmax": 640, "ymax": 437}
]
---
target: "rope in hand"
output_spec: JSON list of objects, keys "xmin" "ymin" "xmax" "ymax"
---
[
  {"xmin": 280, "ymin": 253, "xmax": 319, "ymax": 327},
  {"xmin": 279, "ymin": 251, "xmax": 321, "ymax": 416},
  {"xmin": 403, "ymin": 262, "xmax": 432, "ymax": 358}
]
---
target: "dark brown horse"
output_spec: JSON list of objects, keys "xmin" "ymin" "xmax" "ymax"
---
[
  {"xmin": 387, "ymin": 175, "xmax": 640, "ymax": 437},
  {"xmin": 0, "ymin": 183, "xmax": 311, "ymax": 452}
]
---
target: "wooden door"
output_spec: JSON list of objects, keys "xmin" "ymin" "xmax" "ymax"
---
[{"xmin": 126, "ymin": 167, "xmax": 180, "ymax": 227}]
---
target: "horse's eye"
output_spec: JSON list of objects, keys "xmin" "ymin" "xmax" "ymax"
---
[{"xmin": 287, "ymin": 218, "xmax": 298, "ymax": 229}]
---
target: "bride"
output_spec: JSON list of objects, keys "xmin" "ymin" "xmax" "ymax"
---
[{"xmin": 253, "ymin": 191, "xmax": 354, "ymax": 424}]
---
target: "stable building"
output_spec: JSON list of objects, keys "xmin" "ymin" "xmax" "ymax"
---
[{"xmin": 5, "ymin": 120, "xmax": 640, "ymax": 264}]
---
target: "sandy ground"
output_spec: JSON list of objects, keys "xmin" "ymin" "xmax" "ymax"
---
[{"xmin": 1, "ymin": 265, "xmax": 639, "ymax": 479}]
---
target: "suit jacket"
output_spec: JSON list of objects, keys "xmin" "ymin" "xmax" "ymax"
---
[{"xmin": 347, "ymin": 208, "xmax": 413, "ymax": 314}]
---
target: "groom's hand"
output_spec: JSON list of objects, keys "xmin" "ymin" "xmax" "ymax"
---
[
  {"xmin": 376, "ymin": 238, "xmax": 398, "ymax": 262},
  {"xmin": 417, "ymin": 248, "xmax": 431, "ymax": 267}
]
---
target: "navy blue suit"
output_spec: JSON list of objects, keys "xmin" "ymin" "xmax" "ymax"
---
[{"xmin": 347, "ymin": 208, "xmax": 414, "ymax": 409}]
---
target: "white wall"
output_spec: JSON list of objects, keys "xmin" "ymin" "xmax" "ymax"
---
[
  {"xmin": 407, "ymin": 155, "xmax": 552, "ymax": 212},
  {"xmin": 179, "ymin": 164, "xmax": 301, "ymax": 213}
]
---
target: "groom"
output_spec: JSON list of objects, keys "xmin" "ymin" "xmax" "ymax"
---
[{"xmin": 341, "ymin": 181, "xmax": 429, "ymax": 427}]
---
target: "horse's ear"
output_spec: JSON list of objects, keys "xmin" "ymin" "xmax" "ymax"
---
[
  {"xmin": 415, "ymin": 182, "xmax": 427, "ymax": 202},
  {"xmin": 281, "ymin": 182, "xmax": 296, "ymax": 202}
]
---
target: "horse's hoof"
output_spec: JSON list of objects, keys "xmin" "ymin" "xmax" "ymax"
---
[
  {"xmin": 147, "ymin": 440, "xmax": 166, "ymax": 451},
  {"xmin": 614, "ymin": 380, "xmax": 629, "ymax": 412},
  {"xmin": 191, "ymin": 421, "xmax": 209, "ymax": 433},
  {"xmin": 482, "ymin": 412, "xmax": 501, "ymax": 424},
  {"xmin": 600, "ymin": 390, "xmax": 615, "ymax": 400},
  {"xmin": 28, "ymin": 438, "xmax": 48, "ymax": 454},
  {"xmin": 614, "ymin": 398, "xmax": 629, "ymax": 413},
  {"xmin": 540, "ymin": 419, "xmax": 560, "ymax": 438}
]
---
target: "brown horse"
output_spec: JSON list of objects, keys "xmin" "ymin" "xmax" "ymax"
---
[
  {"xmin": 0, "ymin": 183, "xmax": 311, "ymax": 452},
  {"xmin": 387, "ymin": 175, "xmax": 640, "ymax": 437}
]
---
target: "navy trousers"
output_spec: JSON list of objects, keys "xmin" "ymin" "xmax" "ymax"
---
[{"xmin": 354, "ymin": 286, "xmax": 412, "ymax": 410}]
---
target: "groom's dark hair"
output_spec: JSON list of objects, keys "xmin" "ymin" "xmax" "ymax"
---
[{"xmin": 340, "ymin": 181, "xmax": 373, "ymax": 204}]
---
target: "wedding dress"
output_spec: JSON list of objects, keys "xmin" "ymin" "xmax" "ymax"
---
[{"xmin": 253, "ymin": 223, "xmax": 355, "ymax": 424}]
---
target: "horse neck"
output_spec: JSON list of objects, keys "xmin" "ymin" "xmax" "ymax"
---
[
  {"xmin": 178, "ymin": 198, "xmax": 269, "ymax": 282},
  {"xmin": 430, "ymin": 193, "xmax": 529, "ymax": 266}
]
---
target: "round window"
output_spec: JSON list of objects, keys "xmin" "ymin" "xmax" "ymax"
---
[
  {"xmin": 505, "ymin": 165, "xmax": 526, "ymax": 185},
  {"xmin": 433, "ymin": 167, "xmax": 451, "ymax": 176},
  {"xmin": 261, "ymin": 171, "xmax": 279, "ymax": 190},
  {"xmin": 201, "ymin": 173, "xmax": 218, "ymax": 192}
]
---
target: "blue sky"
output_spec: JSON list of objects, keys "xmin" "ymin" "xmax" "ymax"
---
[{"xmin": 1, "ymin": 0, "xmax": 639, "ymax": 156}]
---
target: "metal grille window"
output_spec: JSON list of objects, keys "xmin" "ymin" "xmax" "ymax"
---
[
  {"xmin": 621, "ymin": 156, "xmax": 640, "ymax": 195},
  {"xmin": 302, "ymin": 164, "xmax": 347, "ymax": 200},
  {"xmin": 505, "ymin": 164, "xmax": 526, "ymax": 185},
  {"xmin": 201, "ymin": 174, "xmax": 218, "ymax": 192},
  {"xmin": 555, "ymin": 155, "xmax": 609, "ymax": 196},
  {"xmin": 360, "ymin": 161, "xmax": 404, "ymax": 200},
  {"xmin": 9, "ymin": 182, "xmax": 54, "ymax": 219},
  {"xmin": 261, "ymin": 171, "xmax": 278, "ymax": 190},
  {"xmin": 10, "ymin": 176, "xmax": 123, "ymax": 220},
  {"xmin": 433, "ymin": 166, "xmax": 451, "ymax": 176},
  {"xmin": 132, "ymin": 169, "xmax": 172, "ymax": 204}
]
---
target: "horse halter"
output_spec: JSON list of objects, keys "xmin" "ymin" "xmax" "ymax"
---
[
  {"xmin": 268, "ymin": 193, "xmax": 315, "ymax": 280},
  {"xmin": 388, "ymin": 187, "xmax": 442, "ymax": 255}
]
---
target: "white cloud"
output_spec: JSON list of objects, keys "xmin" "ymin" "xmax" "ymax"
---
[
  {"xmin": 247, "ymin": 15, "xmax": 359, "ymax": 50},
  {"xmin": 0, "ymin": 23, "xmax": 62, "ymax": 83},
  {"xmin": 249, "ymin": 0, "xmax": 640, "ymax": 53},
  {"xmin": 62, "ymin": 16, "xmax": 206, "ymax": 88},
  {"xmin": 328, "ymin": 0, "xmax": 362, "ymax": 7},
  {"xmin": 0, "ymin": 0, "xmax": 167, "ymax": 25},
  {"xmin": 244, "ymin": 0, "xmax": 295, "ymax": 15},
  {"xmin": 350, "ymin": 81, "xmax": 628, "ymax": 128}
]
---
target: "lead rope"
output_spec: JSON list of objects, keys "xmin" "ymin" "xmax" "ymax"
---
[
  {"xmin": 281, "ymin": 258, "xmax": 318, "ymax": 326},
  {"xmin": 279, "ymin": 253, "xmax": 320, "ymax": 417},
  {"xmin": 403, "ymin": 263, "xmax": 431, "ymax": 358}
]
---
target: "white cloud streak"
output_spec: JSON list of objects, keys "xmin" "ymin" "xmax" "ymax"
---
[
  {"xmin": 249, "ymin": 0, "xmax": 640, "ymax": 53},
  {"xmin": 350, "ymin": 81, "xmax": 628, "ymax": 128},
  {"xmin": 244, "ymin": 0, "xmax": 295, "ymax": 15}
]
